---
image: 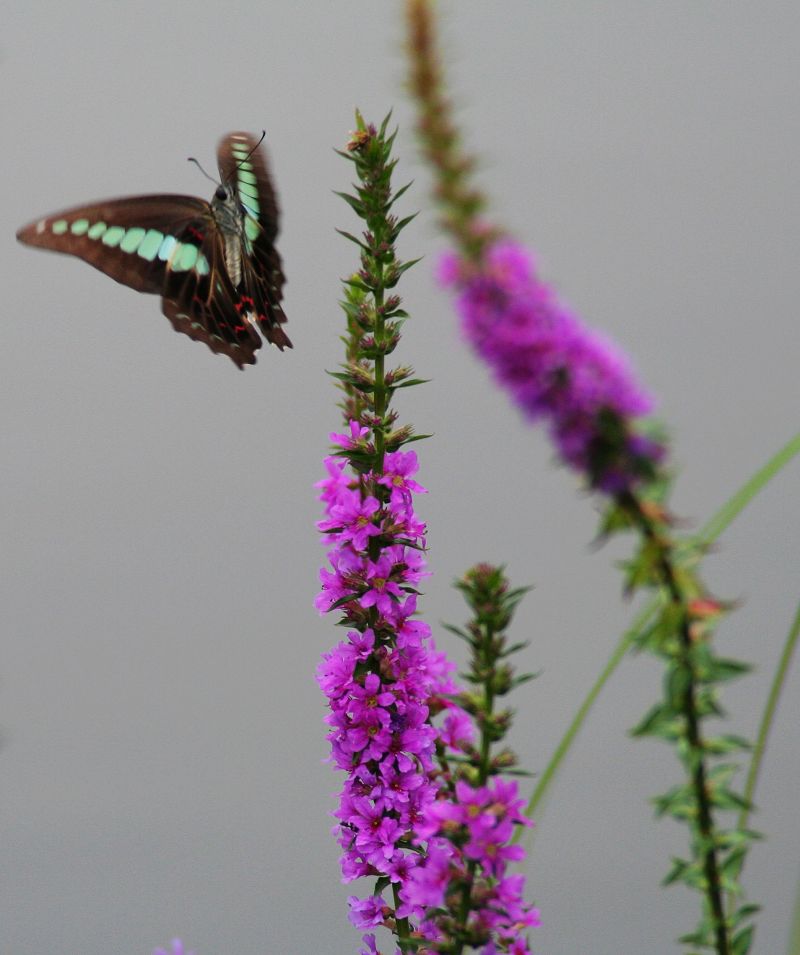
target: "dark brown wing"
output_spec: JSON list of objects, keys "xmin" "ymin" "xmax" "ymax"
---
[
  {"xmin": 17, "ymin": 195, "xmax": 263, "ymax": 366},
  {"xmin": 16, "ymin": 196, "xmax": 209, "ymax": 294},
  {"xmin": 217, "ymin": 132, "xmax": 291, "ymax": 350}
]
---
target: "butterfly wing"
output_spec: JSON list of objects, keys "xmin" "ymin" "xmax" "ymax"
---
[
  {"xmin": 17, "ymin": 195, "xmax": 262, "ymax": 366},
  {"xmin": 16, "ymin": 196, "xmax": 209, "ymax": 295},
  {"xmin": 217, "ymin": 132, "xmax": 291, "ymax": 350}
]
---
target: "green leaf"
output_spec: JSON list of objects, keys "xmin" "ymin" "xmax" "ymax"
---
[
  {"xmin": 500, "ymin": 640, "xmax": 531, "ymax": 658},
  {"xmin": 703, "ymin": 733, "xmax": 751, "ymax": 755},
  {"xmin": 708, "ymin": 657, "xmax": 754, "ymax": 683},
  {"xmin": 373, "ymin": 875, "xmax": 391, "ymax": 895},
  {"xmin": 697, "ymin": 431, "xmax": 800, "ymax": 546},
  {"xmin": 388, "ymin": 180, "xmax": 415, "ymax": 207},
  {"xmin": 630, "ymin": 702, "xmax": 675, "ymax": 738},
  {"xmin": 441, "ymin": 622, "xmax": 474, "ymax": 644},
  {"xmin": 731, "ymin": 924, "xmax": 755, "ymax": 955},
  {"xmin": 335, "ymin": 228, "xmax": 372, "ymax": 252},
  {"xmin": 333, "ymin": 190, "xmax": 366, "ymax": 216},
  {"xmin": 662, "ymin": 855, "xmax": 691, "ymax": 886}
]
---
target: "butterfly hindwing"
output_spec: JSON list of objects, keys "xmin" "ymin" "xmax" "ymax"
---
[
  {"xmin": 161, "ymin": 219, "xmax": 262, "ymax": 368},
  {"xmin": 217, "ymin": 132, "xmax": 291, "ymax": 350}
]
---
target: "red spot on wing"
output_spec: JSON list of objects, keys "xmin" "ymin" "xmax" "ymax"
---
[
  {"xmin": 235, "ymin": 295, "xmax": 256, "ymax": 314},
  {"xmin": 186, "ymin": 225, "xmax": 205, "ymax": 242}
]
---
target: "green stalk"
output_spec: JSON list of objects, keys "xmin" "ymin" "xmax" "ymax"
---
[
  {"xmin": 524, "ymin": 432, "xmax": 800, "ymax": 827},
  {"xmin": 624, "ymin": 492, "xmax": 730, "ymax": 955}
]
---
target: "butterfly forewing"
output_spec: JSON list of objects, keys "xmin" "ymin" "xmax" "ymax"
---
[
  {"xmin": 16, "ymin": 196, "xmax": 210, "ymax": 295},
  {"xmin": 16, "ymin": 132, "xmax": 289, "ymax": 367}
]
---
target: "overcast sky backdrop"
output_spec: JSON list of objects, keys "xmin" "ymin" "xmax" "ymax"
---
[{"xmin": 2, "ymin": 3, "xmax": 799, "ymax": 954}]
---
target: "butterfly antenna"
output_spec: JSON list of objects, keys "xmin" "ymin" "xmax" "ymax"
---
[
  {"xmin": 187, "ymin": 156, "xmax": 220, "ymax": 187},
  {"xmin": 235, "ymin": 131, "xmax": 266, "ymax": 170}
]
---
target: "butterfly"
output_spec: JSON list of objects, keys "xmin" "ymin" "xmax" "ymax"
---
[{"xmin": 16, "ymin": 131, "xmax": 290, "ymax": 368}]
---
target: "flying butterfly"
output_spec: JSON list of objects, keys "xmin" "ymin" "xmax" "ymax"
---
[{"xmin": 16, "ymin": 131, "xmax": 290, "ymax": 368}]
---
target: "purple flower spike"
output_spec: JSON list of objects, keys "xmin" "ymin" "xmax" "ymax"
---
[
  {"xmin": 440, "ymin": 240, "xmax": 665, "ymax": 491},
  {"xmin": 152, "ymin": 941, "xmax": 195, "ymax": 955}
]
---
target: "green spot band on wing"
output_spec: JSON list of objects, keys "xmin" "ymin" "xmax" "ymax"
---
[
  {"xmin": 137, "ymin": 229, "xmax": 164, "ymax": 261},
  {"xmin": 70, "ymin": 219, "xmax": 90, "ymax": 236},
  {"xmin": 238, "ymin": 183, "xmax": 260, "ymax": 201},
  {"xmin": 102, "ymin": 225, "xmax": 126, "ymax": 247},
  {"xmin": 51, "ymin": 219, "xmax": 68, "ymax": 235},
  {"xmin": 238, "ymin": 170, "xmax": 257, "ymax": 185},
  {"xmin": 158, "ymin": 235, "xmax": 177, "ymax": 261},
  {"xmin": 87, "ymin": 222, "xmax": 107, "ymax": 239},
  {"xmin": 119, "ymin": 227, "xmax": 146, "ymax": 253},
  {"xmin": 244, "ymin": 216, "xmax": 260, "ymax": 241},
  {"xmin": 195, "ymin": 253, "xmax": 210, "ymax": 275},
  {"xmin": 171, "ymin": 243, "xmax": 199, "ymax": 272}
]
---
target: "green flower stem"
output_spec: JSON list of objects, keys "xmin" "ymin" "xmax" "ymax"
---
[
  {"xmin": 622, "ymin": 490, "xmax": 730, "ymax": 955},
  {"xmin": 518, "ymin": 615, "xmax": 644, "ymax": 835},
  {"xmin": 788, "ymin": 865, "xmax": 800, "ymax": 955},
  {"xmin": 524, "ymin": 432, "xmax": 800, "ymax": 827},
  {"xmin": 740, "ymin": 599, "xmax": 800, "ymax": 833},
  {"xmin": 724, "ymin": 598, "xmax": 800, "ymax": 923},
  {"xmin": 446, "ymin": 565, "xmax": 526, "ymax": 955},
  {"xmin": 697, "ymin": 432, "xmax": 800, "ymax": 548}
]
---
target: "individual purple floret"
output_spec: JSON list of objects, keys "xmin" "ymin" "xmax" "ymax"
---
[{"xmin": 439, "ymin": 240, "xmax": 664, "ymax": 492}]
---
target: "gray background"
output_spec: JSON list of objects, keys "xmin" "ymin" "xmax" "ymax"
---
[{"xmin": 2, "ymin": 2, "xmax": 798, "ymax": 954}]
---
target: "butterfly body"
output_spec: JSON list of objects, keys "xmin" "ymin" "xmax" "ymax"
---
[{"xmin": 16, "ymin": 132, "xmax": 290, "ymax": 368}]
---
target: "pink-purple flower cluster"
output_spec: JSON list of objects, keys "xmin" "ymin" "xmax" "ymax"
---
[
  {"xmin": 316, "ymin": 434, "xmax": 539, "ymax": 953},
  {"xmin": 439, "ymin": 240, "xmax": 664, "ymax": 492},
  {"xmin": 152, "ymin": 941, "xmax": 194, "ymax": 955}
]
